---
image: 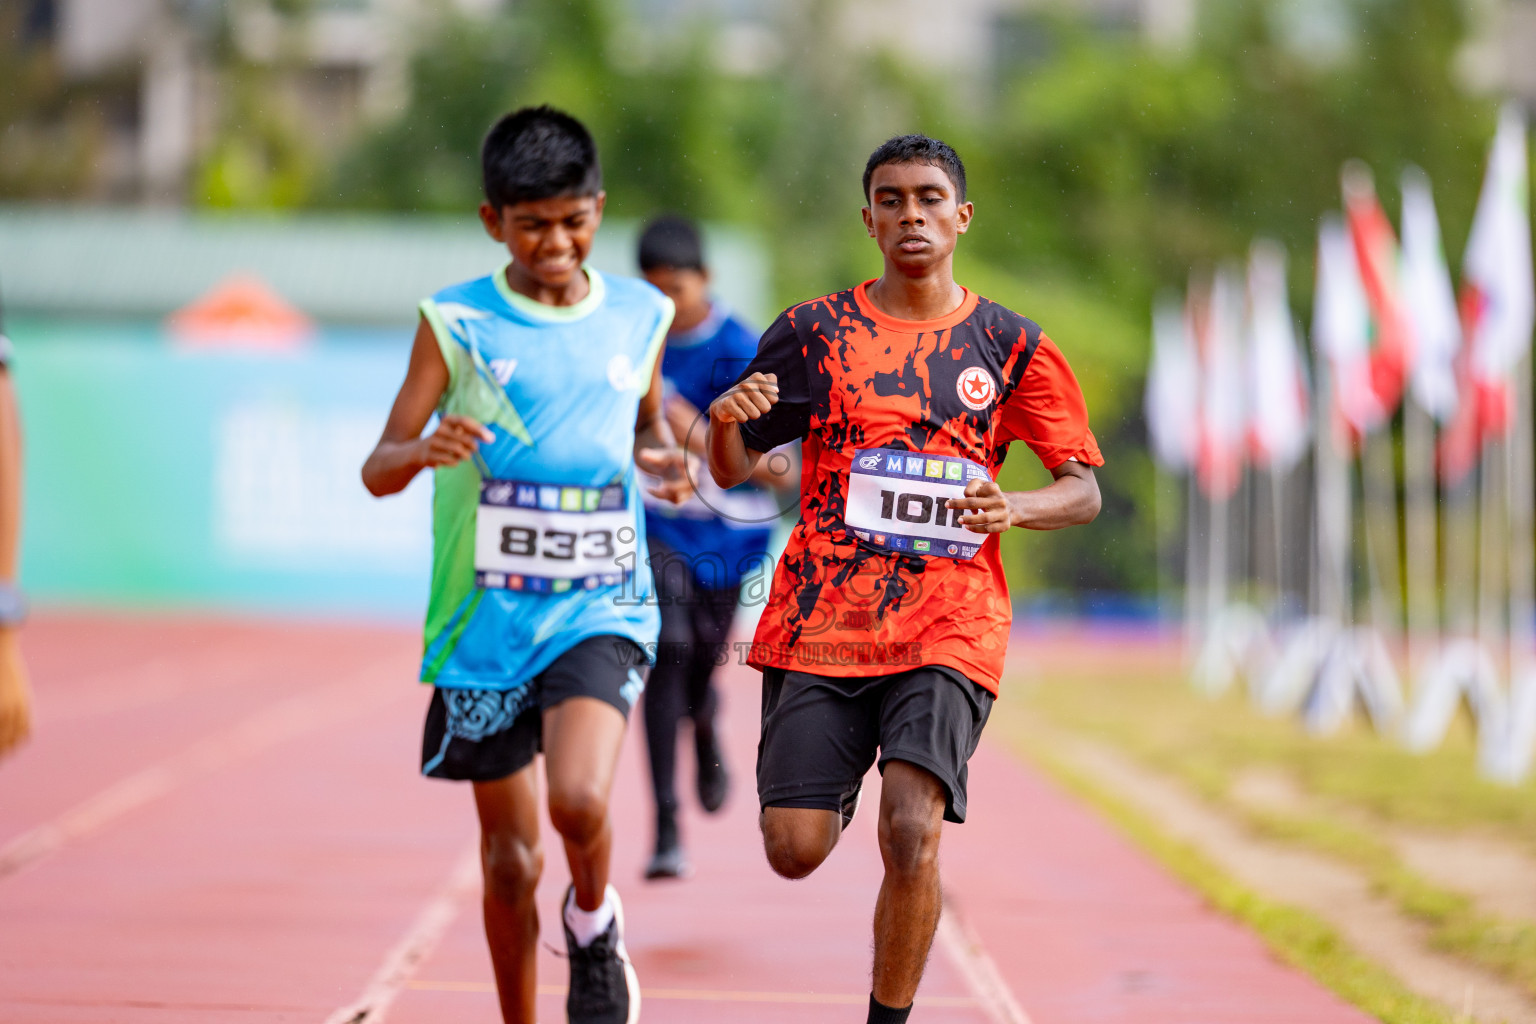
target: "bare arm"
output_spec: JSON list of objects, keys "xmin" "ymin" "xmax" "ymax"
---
[
  {"xmin": 361, "ymin": 318, "xmax": 492, "ymax": 498},
  {"xmin": 633, "ymin": 355, "xmax": 676, "ymax": 455},
  {"xmin": 746, "ymin": 442, "xmax": 799, "ymax": 492},
  {"xmin": 945, "ymin": 460, "xmax": 1101, "ymax": 534},
  {"xmin": 633, "ymin": 353, "xmax": 693, "ymax": 505},
  {"xmin": 0, "ymin": 366, "xmax": 31, "ymax": 758},
  {"xmin": 706, "ymin": 372, "xmax": 777, "ymax": 489},
  {"xmin": 670, "ymin": 389, "xmax": 795, "ymax": 491},
  {"xmin": 665, "ymin": 393, "xmax": 702, "ymax": 455}
]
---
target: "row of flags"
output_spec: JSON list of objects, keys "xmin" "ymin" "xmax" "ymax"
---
[
  {"xmin": 1145, "ymin": 239, "xmax": 1312, "ymax": 500},
  {"xmin": 1148, "ymin": 103, "xmax": 1535, "ymax": 780},
  {"xmin": 1147, "ymin": 105, "xmax": 1533, "ymax": 491}
]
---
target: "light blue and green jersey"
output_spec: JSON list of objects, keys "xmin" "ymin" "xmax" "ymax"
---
[{"xmin": 418, "ymin": 265, "xmax": 672, "ymax": 691}]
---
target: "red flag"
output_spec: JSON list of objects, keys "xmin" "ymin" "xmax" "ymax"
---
[
  {"xmin": 1343, "ymin": 162, "xmax": 1413, "ymax": 424},
  {"xmin": 1313, "ymin": 215, "xmax": 1375, "ymax": 438}
]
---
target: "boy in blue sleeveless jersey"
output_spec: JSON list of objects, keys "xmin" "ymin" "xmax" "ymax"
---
[
  {"xmin": 362, "ymin": 106, "xmax": 690, "ymax": 1024},
  {"xmin": 635, "ymin": 216, "xmax": 796, "ymax": 879}
]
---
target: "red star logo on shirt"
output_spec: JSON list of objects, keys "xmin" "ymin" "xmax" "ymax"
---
[{"xmin": 957, "ymin": 367, "xmax": 997, "ymax": 410}]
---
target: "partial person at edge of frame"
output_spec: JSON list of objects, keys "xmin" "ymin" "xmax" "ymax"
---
[{"xmin": 0, "ymin": 285, "xmax": 33, "ymax": 761}]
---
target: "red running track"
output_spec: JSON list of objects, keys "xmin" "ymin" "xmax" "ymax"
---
[{"xmin": 0, "ymin": 613, "xmax": 1375, "ymax": 1023}]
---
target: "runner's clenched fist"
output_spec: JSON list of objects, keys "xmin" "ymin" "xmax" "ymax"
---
[
  {"xmin": 418, "ymin": 414, "xmax": 495, "ymax": 468},
  {"xmin": 709, "ymin": 372, "xmax": 778, "ymax": 423}
]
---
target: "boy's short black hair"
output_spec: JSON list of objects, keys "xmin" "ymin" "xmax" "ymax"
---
[
  {"xmin": 862, "ymin": 134, "xmax": 967, "ymax": 204},
  {"xmin": 637, "ymin": 215, "xmax": 705, "ymax": 272},
  {"xmin": 481, "ymin": 105, "xmax": 602, "ymax": 209}
]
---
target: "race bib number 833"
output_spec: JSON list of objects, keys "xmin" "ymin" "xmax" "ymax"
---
[{"xmin": 474, "ymin": 479, "xmax": 636, "ymax": 592}]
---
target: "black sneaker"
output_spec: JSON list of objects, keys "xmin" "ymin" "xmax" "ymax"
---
[
  {"xmin": 695, "ymin": 728, "xmax": 730, "ymax": 814},
  {"xmin": 563, "ymin": 885, "xmax": 640, "ymax": 1024},
  {"xmin": 840, "ymin": 780, "xmax": 863, "ymax": 831}
]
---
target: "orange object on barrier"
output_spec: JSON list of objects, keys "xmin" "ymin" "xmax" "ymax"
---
[{"xmin": 167, "ymin": 273, "xmax": 314, "ymax": 350}]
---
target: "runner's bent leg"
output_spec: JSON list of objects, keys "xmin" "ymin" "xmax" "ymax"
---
[
  {"xmin": 759, "ymin": 805, "xmax": 841, "ymax": 879},
  {"xmin": 473, "ymin": 766, "xmax": 544, "ymax": 1024},
  {"xmin": 757, "ymin": 668, "xmax": 877, "ymax": 878},
  {"xmin": 871, "ymin": 759, "xmax": 946, "ymax": 1009},
  {"xmin": 544, "ymin": 695, "xmax": 627, "ymax": 910}
]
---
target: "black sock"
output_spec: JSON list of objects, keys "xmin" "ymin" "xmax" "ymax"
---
[{"xmin": 867, "ymin": 994, "xmax": 912, "ymax": 1024}]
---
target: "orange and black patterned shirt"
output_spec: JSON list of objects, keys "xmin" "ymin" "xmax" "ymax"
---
[{"xmin": 737, "ymin": 280, "xmax": 1103, "ymax": 695}]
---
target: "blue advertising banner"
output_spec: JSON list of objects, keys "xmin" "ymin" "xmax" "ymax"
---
[{"xmin": 13, "ymin": 319, "xmax": 433, "ymax": 620}]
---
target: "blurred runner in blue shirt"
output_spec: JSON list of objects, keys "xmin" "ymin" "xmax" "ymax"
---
[{"xmin": 637, "ymin": 215, "xmax": 797, "ymax": 879}]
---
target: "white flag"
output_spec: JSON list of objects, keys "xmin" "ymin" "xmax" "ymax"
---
[
  {"xmin": 1313, "ymin": 215, "xmax": 1375, "ymax": 434},
  {"xmin": 1400, "ymin": 166, "xmax": 1462, "ymax": 422},
  {"xmin": 1145, "ymin": 295, "xmax": 1199, "ymax": 473},
  {"xmin": 1196, "ymin": 265, "xmax": 1248, "ymax": 499},
  {"xmin": 1465, "ymin": 104, "xmax": 1534, "ymax": 401},
  {"xmin": 1246, "ymin": 239, "xmax": 1310, "ymax": 471}
]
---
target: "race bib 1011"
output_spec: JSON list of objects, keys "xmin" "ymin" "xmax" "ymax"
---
[
  {"xmin": 474, "ymin": 478, "xmax": 636, "ymax": 592},
  {"xmin": 843, "ymin": 448, "xmax": 990, "ymax": 560}
]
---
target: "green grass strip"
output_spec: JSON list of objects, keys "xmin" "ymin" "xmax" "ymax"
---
[
  {"xmin": 1009, "ymin": 737, "xmax": 1461, "ymax": 1024},
  {"xmin": 1243, "ymin": 808, "xmax": 1536, "ymax": 1001}
]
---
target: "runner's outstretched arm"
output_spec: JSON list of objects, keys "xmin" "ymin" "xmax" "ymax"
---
[
  {"xmin": 946, "ymin": 460, "xmax": 1100, "ymax": 533},
  {"xmin": 361, "ymin": 317, "xmax": 492, "ymax": 497},
  {"xmin": 705, "ymin": 371, "xmax": 777, "ymax": 489}
]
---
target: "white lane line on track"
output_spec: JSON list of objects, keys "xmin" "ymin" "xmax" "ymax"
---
[
  {"xmin": 405, "ymin": 979, "xmax": 982, "ymax": 1006},
  {"xmin": 936, "ymin": 890, "xmax": 1035, "ymax": 1024},
  {"xmin": 323, "ymin": 843, "xmax": 482, "ymax": 1024},
  {"xmin": 0, "ymin": 659, "xmax": 407, "ymax": 879}
]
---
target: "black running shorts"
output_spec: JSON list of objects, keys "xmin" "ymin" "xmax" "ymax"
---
[
  {"xmin": 421, "ymin": 635, "xmax": 647, "ymax": 782},
  {"xmin": 756, "ymin": 664, "xmax": 994, "ymax": 824}
]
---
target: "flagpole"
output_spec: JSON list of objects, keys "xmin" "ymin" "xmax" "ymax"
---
[
  {"xmin": 1507, "ymin": 352, "xmax": 1534, "ymax": 681},
  {"xmin": 1309, "ymin": 216, "xmax": 1362, "ymax": 725},
  {"xmin": 1317, "ymin": 413, "xmax": 1352, "ymax": 632},
  {"xmin": 1403, "ymin": 399, "xmax": 1439, "ymax": 682},
  {"xmin": 1236, "ymin": 461, "xmax": 1254, "ymax": 613},
  {"xmin": 1153, "ymin": 465, "xmax": 1179, "ymax": 629},
  {"xmin": 1398, "ymin": 164, "xmax": 1463, "ymax": 710},
  {"xmin": 1185, "ymin": 468, "xmax": 1204, "ymax": 662},
  {"xmin": 1477, "ymin": 439, "xmax": 1507, "ymax": 672},
  {"xmin": 1269, "ymin": 464, "xmax": 1287, "ymax": 618},
  {"xmin": 1445, "ymin": 466, "xmax": 1478, "ymax": 637},
  {"xmin": 1491, "ymin": 353, "xmax": 1536, "ymax": 782},
  {"xmin": 1205, "ymin": 485, "xmax": 1229, "ymax": 687},
  {"xmin": 1360, "ymin": 426, "xmax": 1403, "ymax": 655}
]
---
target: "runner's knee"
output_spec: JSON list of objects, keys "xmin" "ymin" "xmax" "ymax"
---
[
  {"xmin": 760, "ymin": 809, "xmax": 836, "ymax": 879},
  {"xmin": 481, "ymin": 832, "xmax": 542, "ymax": 905},
  {"xmin": 548, "ymin": 783, "xmax": 608, "ymax": 844},
  {"xmin": 878, "ymin": 802, "xmax": 942, "ymax": 878}
]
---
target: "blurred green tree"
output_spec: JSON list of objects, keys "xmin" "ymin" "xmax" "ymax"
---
[
  {"xmin": 310, "ymin": 0, "xmax": 1504, "ymax": 603},
  {"xmin": 0, "ymin": 5, "xmax": 115, "ymax": 200}
]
